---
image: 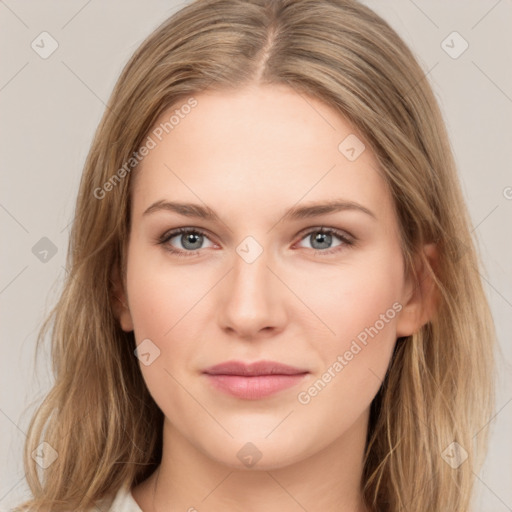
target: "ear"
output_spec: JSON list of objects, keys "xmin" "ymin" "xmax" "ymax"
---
[
  {"xmin": 111, "ymin": 263, "xmax": 134, "ymax": 332},
  {"xmin": 395, "ymin": 243, "xmax": 439, "ymax": 338}
]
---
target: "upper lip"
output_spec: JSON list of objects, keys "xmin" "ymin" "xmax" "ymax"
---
[{"xmin": 203, "ymin": 360, "xmax": 309, "ymax": 376}]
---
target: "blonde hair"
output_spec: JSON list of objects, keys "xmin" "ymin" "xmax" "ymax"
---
[{"xmin": 17, "ymin": 0, "xmax": 495, "ymax": 510}]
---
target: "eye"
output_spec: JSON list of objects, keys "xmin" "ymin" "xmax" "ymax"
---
[
  {"xmin": 158, "ymin": 226, "xmax": 354, "ymax": 258},
  {"xmin": 158, "ymin": 227, "xmax": 215, "ymax": 256},
  {"xmin": 295, "ymin": 227, "xmax": 354, "ymax": 254}
]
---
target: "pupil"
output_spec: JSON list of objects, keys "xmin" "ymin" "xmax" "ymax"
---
[
  {"xmin": 179, "ymin": 232, "xmax": 333, "ymax": 251},
  {"xmin": 312, "ymin": 232, "xmax": 331, "ymax": 250},
  {"xmin": 183, "ymin": 232, "xmax": 202, "ymax": 250}
]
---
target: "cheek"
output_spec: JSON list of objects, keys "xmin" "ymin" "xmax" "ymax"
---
[
  {"xmin": 292, "ymin": 254, "xmax": 402, "ymax": 409},
  {"xmin": 289, "ymin": 252, "xmax": 403, "ymax": 352},
  {"xmin": 125, "ymin": 243, "xmax": 210, "ymax": 340},
  {"xmin": 126, "ymin": 233, "xmax": 403, "ymax": 422},
  {"xmin": 125, "ymin": 244, "xmax": 217, "ymax": 394}
]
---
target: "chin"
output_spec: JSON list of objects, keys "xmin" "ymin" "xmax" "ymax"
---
[{"xmin": 200, "ymin": 432, "xmax": 316, "ymax": 471}]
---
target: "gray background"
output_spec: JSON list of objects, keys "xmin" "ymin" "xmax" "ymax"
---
[{"xmin": 1, "ymin": 1, "xmax": 511, "ymax": 510}]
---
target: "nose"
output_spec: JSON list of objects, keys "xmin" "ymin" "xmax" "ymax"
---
[{"xmin": 216, "ymin": 244, "xmax": 288, "ymax": 340}]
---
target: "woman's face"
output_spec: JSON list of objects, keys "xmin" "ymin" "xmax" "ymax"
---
[{"xmin": 117, "ymin": 84, "xmax": 423, "ymax": 470}]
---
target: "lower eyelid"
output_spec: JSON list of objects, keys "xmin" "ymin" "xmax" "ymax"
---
[
  {"xmin": 296, "ymin": 229, "xmax": 353, "ymax": 246},
  {"xmin": 164, "ymin": 231, "xmax": 215, "ymax": 249},
  {"xmin": 159, "ymin": 227, "xmax": 354, "ymax": 254}
]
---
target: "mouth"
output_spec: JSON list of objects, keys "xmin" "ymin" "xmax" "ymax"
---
[{"xmin": 202, "ymin": 360, "xmax": 309, "ymax": 400}]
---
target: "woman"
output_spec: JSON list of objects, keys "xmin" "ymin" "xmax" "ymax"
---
[{"xmin": 17, "ymin": 0, "xmax": 495, "ymax": 511}]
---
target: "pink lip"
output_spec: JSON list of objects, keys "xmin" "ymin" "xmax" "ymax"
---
[{"xmin": 203, "ymin": 360, "xmax": 309, "ymax": 400}]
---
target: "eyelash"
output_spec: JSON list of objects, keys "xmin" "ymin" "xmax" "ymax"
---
[{"xmin": 157, "ymin": 227, "xmax": 355, "ymax": 258}]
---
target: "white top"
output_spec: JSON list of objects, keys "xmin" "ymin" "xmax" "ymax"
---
[{"xmin": 93, "ymin": 485, "xmax": 143, "ymax": 512}]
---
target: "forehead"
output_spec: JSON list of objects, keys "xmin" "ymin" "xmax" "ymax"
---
[{"xmin": 131, "ymin": 84, "xmax": 394, "ymax": 225}]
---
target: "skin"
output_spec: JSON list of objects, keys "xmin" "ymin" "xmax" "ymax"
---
[{"xmin": 114, "ymin": 83, "xmax": 437, "ymax": 512}]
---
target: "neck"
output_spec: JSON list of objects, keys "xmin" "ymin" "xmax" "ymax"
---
[{"xmin": 133, "ymin": 411, "xmax": 370, "ymax": 512}]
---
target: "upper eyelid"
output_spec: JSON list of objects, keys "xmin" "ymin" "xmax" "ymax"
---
[
  {"xmin": 160, "ymin": 226, "xmax": 218, "ymax": 243},
  {"xmin": 295, "ymin": 225, "xmax": 353, "ymax": 240},
  {"xmin": 160, "ymin": 226, "xmax": 353, "ymax": 247}
]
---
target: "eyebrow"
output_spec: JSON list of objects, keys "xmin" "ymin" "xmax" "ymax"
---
[{"xmin": 142, "ymin": 199, "xmax": 377, "ymax": 222}]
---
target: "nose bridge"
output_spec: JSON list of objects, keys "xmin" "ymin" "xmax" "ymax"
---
[
  {"xmin": 232, "ymin": 247, "xmax": 271, "ymax": 301},
  {"xmin": 218, "ymin": 236, "xmax": 285, "ymax": 336}
]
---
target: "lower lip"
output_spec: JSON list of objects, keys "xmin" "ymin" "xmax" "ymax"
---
[{"xmin": 204, "ymin": 373, "xmax": 308, "ymax": 400}]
